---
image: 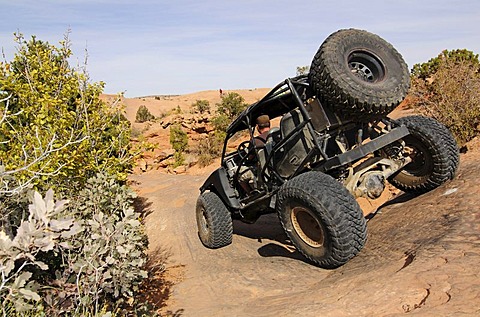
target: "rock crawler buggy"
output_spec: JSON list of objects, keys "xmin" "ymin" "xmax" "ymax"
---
[{"xmin": 196, "ymin": 29, "xmax": 459, "ymax": 269}]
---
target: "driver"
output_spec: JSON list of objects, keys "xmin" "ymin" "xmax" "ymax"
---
[
  {"xmin": 238, "ymin": 115, "xmax": 271, "ymax": 193},
  {"xmin": 254, "ymin": 114, "xmax": 271, "ymax": 148}
]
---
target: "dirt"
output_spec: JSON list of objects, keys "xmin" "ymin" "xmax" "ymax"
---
[{"xmin": 123, "ymin": 91, "xmax": 480, "ymax": 316}]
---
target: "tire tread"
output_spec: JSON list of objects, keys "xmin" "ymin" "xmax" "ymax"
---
[
  {"xmin": 389, "ymin": 116, "xmax": 459, "ymax": 193},
  {"xmin": 196, "ymin": 192, "xmax": 233, "ymax": 248},
  {"xmin": 276, "ymin": 172, "xmax": 367, "ymax": 269},
  {"xmin": 309, "ymin": 29, "xmax": 410, "ymax": 119}
]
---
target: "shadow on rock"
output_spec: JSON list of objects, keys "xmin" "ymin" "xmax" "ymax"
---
[
  {"xmin": 233, "ymin": 213, "xmax": 311, "ymax": 263},
  {"xmin": 233, "ymin": 213, "xmax": 288, "ymax": 244},
  {"xmin": 133, "ymin": 195, "xmax": 154, "ymax": 219},
  {"xmin": 138, "ymin": 246, "xmax": 186, "ymax": 316},
  {"xmin": 257, "ymin": 242, "xmax": 309, "ymax": 263}
]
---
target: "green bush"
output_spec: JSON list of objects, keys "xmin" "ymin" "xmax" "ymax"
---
[
  {"xmin": 196, "ymin": 132, "xmax": 224, "ymax": 167},
  {"xmin": 193, "ymin": 92, "xmax": 248, "ymax": 166},
  {"xmin": 212, "ymin": 92, "xmax": 248, "ymax": 133},
  {"xmin": 211, "ymin": 113, "xmax": 230, "ymax": 132},
  {"xmin": 56, "ymin": 173, "xmax": 148, "ymax": 315},
  {"xmin": 192, "ymin": 99, "xmax": 210, "ymax": 114},
  {"xmin": 0, "ymin": 174, "xmax": 148, "ymax": 316},
  {"xmin": 172, "ymin": 105, "xmax": 182, "ymax": 114},
  {"xmin": 0, "ymin": 34, "xmax": 134, "ymax": 193},
  {"xmin": 135, "ymin": 105, "xmax": 155, "ymax": 123},
  {"xmin": 216, "ymin": 92, "xmax": 248, "ymax": 120},
  {"xmin": 409, "ymin": 49, "xmax": 480, "ymax": 146},
  {"xmin": 411, "ymin": 49, "xmax": 479, "ymax": 79},
  {"xmin": 169, "ymin": 124, "xmax": 188, "ymax": 167},
  {"xmin": 0, "ymin": 34, "xmax": 152, "ymax": 316}
]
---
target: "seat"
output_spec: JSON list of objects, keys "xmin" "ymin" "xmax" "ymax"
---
[
  {"xmin": 275, "ymin": 109, "xmax": 314, "ymax": 178},
  {"xmin": 256, "ymin": 128, "xmax": 279, "ymax": 183}
]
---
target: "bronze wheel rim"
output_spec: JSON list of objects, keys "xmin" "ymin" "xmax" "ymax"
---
[{"xmin": 290, "ymin": 206, "xmax": 324, "ymax": 248}]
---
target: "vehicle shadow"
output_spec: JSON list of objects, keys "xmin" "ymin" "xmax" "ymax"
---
[
  {"xmin": 233, "ymin": 214, "xmax": 287, "ymax": 243},
  {"xmin": 232, "ymin": 192, "xmax": 423, "ymax": 266},
  {"xmin": 233, "ymin": 213, "xmax": 310, "ymax": 263}
]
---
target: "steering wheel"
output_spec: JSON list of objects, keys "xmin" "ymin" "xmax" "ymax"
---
[{"xmin": 237, "ymin": 140, "xmax": 252, "ymax": 160}]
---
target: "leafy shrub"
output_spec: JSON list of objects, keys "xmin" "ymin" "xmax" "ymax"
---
[
  {"xmin": 169, "ymin": 124, "xmax": 188, "ymax": 167},
  {"xmin": 0, "ymin": 33, "xmax": 152, "ymax": 316},
  {"xmin": 0, "ymin": 34, "xmax": 134, "ymax": 193},
  {"xmin": 196, "ymin": 133, "xmax": 224, "ymax": 167},
  {"xmin": 0, "ymin": 189, "xmax": 73, "ymax": 314},
  {"xmin": 211, "ymin": 92, "xmax": 248, "ymax": 133},
  {"xmin": 55, "ymin": 173, "xmax": 148, "ymax": 315},
  {"xmin": 172, "ymin": 105, "xmax": 182, "ymax": 114},
  {"xmin": 0, "ymin": 174, "xmax": 148, "ymax": 316},
  {"xmin": 409, "ymin": 49, "xmax": 480, "ymax": 146},
  {"xmin": 136, "ymin": 105, "xmax": 155, "ymax": 123},
  {"xmin": 191, "ymin": 99, "xmax": 210, "ymax": 114},
  {"xmin": 193, "ymin": 92, "xmax": 248, "ymax": 166},
  {"xmin": 216, "ymin": 92, "xmax": 247, "ymax": 120},
  {"xmin": 411, "ymin": 49, "xmax": 479, "ymax": 79},
  {"xmin": 211, "ymin": 113, "xmax": 230, "ymax": 132}
]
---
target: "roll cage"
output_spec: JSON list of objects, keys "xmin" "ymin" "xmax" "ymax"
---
[{"xmin": 202, "ymin": 75, "xmax": 410, "ymax": 216}]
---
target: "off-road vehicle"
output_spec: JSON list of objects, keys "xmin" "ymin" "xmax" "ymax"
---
[{"xmin": 195, "ymin": 29, "xmax": 459, "ymax": 268}]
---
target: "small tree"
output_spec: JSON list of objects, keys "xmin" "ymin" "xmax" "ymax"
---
[
  {"xmin": 169, "ymin": 124, "xmax": 188, "ymax": 167},
  {"xmin": 411, "ymin": 49, "xmax": 479, "ymax": 79},
  {"xmin": 211, "ymin": 114, "xmax": 230, "ymax": 133},
  {"xmin": 212, "ymin": 92, "xmax": 248, "ymax": 133},
  {"xmin": 135, "ymin": 105, "xmax": 155, "ymax": 123},
  {"xmin": 0, "ymin": 33, "xmax": 134, "ymax": 193},
  {"xmin": 216, "ymin": 92, "xmax": 248, "ymax": 120},
  {"xmin": 196, "ymin": 133, "xmax": 224, "ymax": 167},
  {"xmin": 409, "ymin": 49, "xmax": 480, "ymax": 146},
  {"xmin": 192, "ymin": 99, "xmax": 210, "ymax": 114}
]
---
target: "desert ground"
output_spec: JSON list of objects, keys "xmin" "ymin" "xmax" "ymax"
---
[{"xmin": 118, "ymin": 90, "xmax": 479, "ymax": 316}]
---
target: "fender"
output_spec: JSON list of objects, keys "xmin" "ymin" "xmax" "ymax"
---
[{"xmin": 200, "ymin": 167, "xmax": 241, "ymax": 209}]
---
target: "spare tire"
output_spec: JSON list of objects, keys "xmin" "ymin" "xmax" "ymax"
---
[{"xmin": 309, "ymin": 29, "xmax": 410, "ymax": 119}]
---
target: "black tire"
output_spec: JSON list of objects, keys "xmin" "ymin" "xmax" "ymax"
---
[
  {"xmin": 309, "ymin": 29, "xmax": 410, "ymax": 119},
  {"xmin": 196, "ymin": 191, "xmax": 233, "ymax": 248},
  {"xmin": 389, "ymin": 115, "xmax": 459, "ymax": 194},
  {"xmin": 276, "ymin": 171, "xmax": 367, "ymax": 269}
]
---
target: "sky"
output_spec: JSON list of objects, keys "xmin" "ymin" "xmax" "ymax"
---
[{"xmin": 0, "ymin": 0, "xmax": 479, "ymax": 97}]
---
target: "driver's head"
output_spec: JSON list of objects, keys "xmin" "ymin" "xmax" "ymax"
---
[{"xmin": 256, "ymin": 115, "xmax": 270, "ymax": 133}]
